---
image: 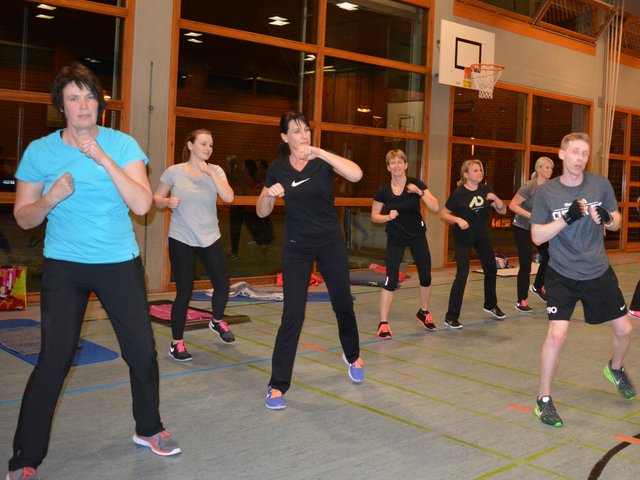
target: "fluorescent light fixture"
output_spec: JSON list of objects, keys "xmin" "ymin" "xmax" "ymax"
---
[
  {"xmin": 103, "ymin": 94, "xmax": 111, "ymax": 101},
  {"xmin": 187, "ymin": 38, "xmax": 203, "ymax": 44},
  {"xmin": 37, "ymin": 3, "xmax": 56, "ymax": 10},
  {"xmin": 323, "ymin": 65, "xmax": 336, "ymax": 72},
  {"xmin": 269, "ymin": 16, "xmax": 290, "ymax": 26},
  {"xmin": 337, "ymin": 2, "xmax": 359, "ymax": 11},
  {"xmin": 84, "ymin": 57, "xmax": 102, "ymax": 64},
  {"xmin": 184, "ymin": 32, "xmax": 202, "ymax": 37},
  {"xmin": 35, "ymin": 14, "xmax": 54, "ymax": 19},
  {"xmin": 304, "ymin": 54, "xmax": 316, "ymax": 61},
  {"xmin": 357, "ymin": 106, "xmax": 371, "ymax": 113}
]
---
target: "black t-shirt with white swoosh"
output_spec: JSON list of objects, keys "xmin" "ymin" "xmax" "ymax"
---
[{"xmin": 265, "ymin": 157, "xmax": 343, "ymax": 247}]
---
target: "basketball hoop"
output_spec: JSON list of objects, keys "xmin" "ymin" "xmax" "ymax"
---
[{"xmin": 463, "ymin": 63, "xmax": 504, "ymax": 99}]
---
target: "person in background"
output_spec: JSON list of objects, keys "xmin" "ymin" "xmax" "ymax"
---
[
  {"xmin": 6, "ymin": 62, "xmax": 180, "ymax": 480},
  {"xmin": 371, "ymin": 148, "xmax": 439, "ymax": 339},
  {"xmin": 629, "ymin": 280, "xmax": 640, "ymax": 319},
  {"xmin": 226, "ymin": 155, "xmax": 245, "ymax": 259},
  {"xmin": 440, "ymin": 159, "xmax": 508, "ymax": 329},
  {"xmin": 531, "ymin": 132, "xmax": 634, "ymax": 428},
  {"xmin": 154, "ymin": 128, "xmax": 236, "ymax": 362},
  {"xmin": 509, "ymin": 156, "xmax": 554, "ymax": 312},
  {"xmin": 256, "ymin": 111, "xmax": 364, "ymax": 410}
]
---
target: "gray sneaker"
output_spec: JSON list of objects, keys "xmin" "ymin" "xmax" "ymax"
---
[
  {"xmin": 132, "ymin": 430, "xmax": 182, "ymax": 456},
  {"xmin": 6, "ymin": 468, "xmax": 39, "ymax": 480}
]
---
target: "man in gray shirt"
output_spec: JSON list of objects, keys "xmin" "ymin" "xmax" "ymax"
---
[{"xmin": 530, "ymin": 132, "xmax": 634, "ymax": 427}]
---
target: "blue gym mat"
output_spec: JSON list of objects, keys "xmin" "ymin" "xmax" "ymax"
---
[
  {"xmin": 0, "ymin": 319, "xmax": 119, "ymax": 366},
  {"xmin": 191, "ymin": 290, "xmax": 354, "ymax": 303}
]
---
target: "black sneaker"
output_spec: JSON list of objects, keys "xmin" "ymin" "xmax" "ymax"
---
[
  {"xmin": 444, "ymin": 318, "xmax": 463, "ymax": 329},
  {"xmin": 515, "ymin": 299, "xmax": 533, "ymax": 312},
  {"xmin": 483, "ymin": 306, "xmax": 506, "ymax": 320},
  {"xmin": 535, "ymin": 396, "xmax": 563, "ymax": 427},
  {"xmin": 209, "ymin": 319, "xmax": 236, "ymax": 343},
  {"xmin": 168, "ymin": 340, "xmax": 192, "ymax": 362},
  {"xmin": 416, "ymin": 309, "xmax": 436, "ymax": 330},
  {"xmin": 530, "ymin": 285, "xmax": 547, "ymax": 302},
  {"xmin": 604, "ymin": 361, "xmax": 636, "ymax": 400}
]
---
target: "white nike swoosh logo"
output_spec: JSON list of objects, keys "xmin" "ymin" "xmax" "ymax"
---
[
  {"xmin": 291, "ymin": 178, "xmax": 310, "ymax": 187},
  {"xmin": 620, "ymin": 305, "xmax": 626, "ymax": 311}
]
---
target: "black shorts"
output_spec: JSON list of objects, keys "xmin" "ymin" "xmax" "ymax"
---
[{"xmin": 545, "ymin": 266, "xmax": 627, "ymax": 324}]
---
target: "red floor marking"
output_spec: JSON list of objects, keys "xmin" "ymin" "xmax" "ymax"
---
[
  {"xmin": 507, "ymin": 404, "xmax": 533, "ymax": 413},
  {"xmin": 302, "ymin": 343, "xmax": 327, "ymax": 352},
  {"xmin": 615, "ymin": 434, "xmax": 640, "ymax": 444},
  {"xmin": 400, "ymin": 372, "xmax": 417, "ymax": 379}
]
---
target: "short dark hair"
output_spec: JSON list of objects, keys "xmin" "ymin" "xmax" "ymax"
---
[{"xmin": 51, "ymin": 62, "xmax": 106, "ymax": 119}]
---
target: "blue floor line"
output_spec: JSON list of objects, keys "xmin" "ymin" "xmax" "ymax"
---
[{"xmin": 1, "ymin": 312, "xmax": 627, "ymax": 407}]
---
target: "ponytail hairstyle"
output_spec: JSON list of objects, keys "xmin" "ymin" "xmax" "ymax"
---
[
  {"xmin": 182, "ymin": 128, "xmax": 212, "ymax": 163},
  {"xmin": 278, "ymin": 111, "xmax": 310, "ymax": 159},
  {"xmin": 531, "ymin": 156, "xmax": 554, "ymax": 179}
]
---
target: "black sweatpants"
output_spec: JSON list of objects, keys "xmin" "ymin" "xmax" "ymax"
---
[
  {"xmin": 9, "ymin": 257, "xmax": 163, "ymax": 471},
  {"xmin": 269, "ymin": 238, "xmax": 360, "ymax": 394},
  {"xmin": 446, "ymin": 237, "xmax": 497, "ymax": 322}
]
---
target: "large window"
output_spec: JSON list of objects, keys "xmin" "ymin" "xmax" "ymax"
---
[
  {"xmin": 0, "ymin": 1, "xmax": 132, "ymax": 292},
  {"xmin": 606, "ymin": 109, "xmax": 640, "ymax": 251},
  {"xmin": 174, "ymin": 0, "xmax": 430, "ymax": 284},
  {"xmin": 447, "ymin": 85, "xmax": 591, "ymax": 262}
]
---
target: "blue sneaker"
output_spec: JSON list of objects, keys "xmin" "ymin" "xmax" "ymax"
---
[
  {"xmin": 342, "ymin": 353, "xmax": 365, "ymax": 383},
  {"xmin": 265, "ymin": 386, "xmax": 286, "ymax": 410}
]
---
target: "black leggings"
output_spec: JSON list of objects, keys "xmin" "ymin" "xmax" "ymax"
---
[
  {"xmin": 169, "ymin": 237, "xmax": 229, "ymax": 339},
  {"xmin": 512, "ymin": 225, "xmax": 549, "ymax": 301},
  {"xmin": 384, "ymin": 235, "xmax": 432, "ymax": 291},
  {"xmin": 269, "ymin": 238, "xmax": 360, "ymax": 394}
]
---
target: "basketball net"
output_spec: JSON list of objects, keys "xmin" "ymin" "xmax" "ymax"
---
[{"xmin": 463, "ymin": 63, "xmax": 504, "ymax": 99}]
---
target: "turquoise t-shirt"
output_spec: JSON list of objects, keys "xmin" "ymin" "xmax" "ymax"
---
[{"xmin": 16, "ymin": 127, "xmax": 148, "ymax": 263}]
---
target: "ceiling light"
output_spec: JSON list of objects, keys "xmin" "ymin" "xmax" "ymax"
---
[
  {"xmin": 337, "ymin": 2, "xmax": 359, "ymax": 11},
  {"xmin": 269, "ymin": 16, "xmax": 290, "ymax": 26},
  {"xmin": 184, "ymin": 32, "xmax": 202, "ymax": 37},
  {"xmin": 304, "ymin": 54, "xmax": 316, "ymax": 61},
  {"xmin": 36, "ymin": 3, "xmax": 56, "ymax": 10},
  {"xmin": 84, "ymin": 57, "xmax": 102, "ymax": 64},
  {"xmin": 187, "ymin": 38, "xmax": 203, "ymax": 44},
  {"xmin": 35, "ymin": 14, "xmax": 54, "ymax": 19},
  {"xmin": 357, "ymin": 106, "xmax": 371, "ymax": 113}
]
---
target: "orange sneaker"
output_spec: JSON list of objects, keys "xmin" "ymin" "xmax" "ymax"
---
[{"xmin": 377, "ymin": 321, "xmax": 392, "ymax": 339}]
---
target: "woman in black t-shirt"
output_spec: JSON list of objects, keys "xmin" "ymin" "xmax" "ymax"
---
[
  {"xmin": 256, "ymin": 112, "xmax": 365, "ymax": 410},
  {"xmin": 440, "ymin": 159, "xmax": 507, "ymax": 329},
  {"xmin": 371, "ymin": 149, "xmax": 439, "ymax": 339}
]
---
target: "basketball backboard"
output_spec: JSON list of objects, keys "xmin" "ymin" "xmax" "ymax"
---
[{"xmin": 438, "ymin": 20, "xmax": 496, "ymax": 89}]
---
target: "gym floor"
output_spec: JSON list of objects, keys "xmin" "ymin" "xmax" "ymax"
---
[{"xmin": 1, "ymin": 253, "xmax": 639, "ymax": 479}]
